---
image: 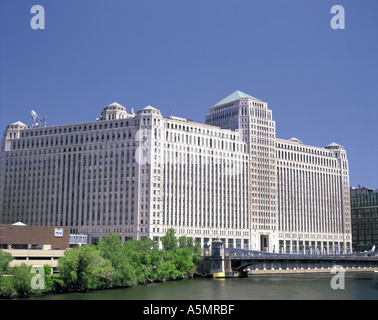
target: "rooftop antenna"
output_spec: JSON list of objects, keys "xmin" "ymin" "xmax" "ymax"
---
[{"xmin": 31, "ymin": 109, "xmax": 47, "ymax": 128}]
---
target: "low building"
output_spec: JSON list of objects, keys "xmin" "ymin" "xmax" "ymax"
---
[{"xmin": 0, "ymin": 223, "xmax": 70, "ymax": 250}]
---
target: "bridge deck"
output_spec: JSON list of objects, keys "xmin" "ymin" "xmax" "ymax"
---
[{"xmin": 224, "ymin": 249, "xmax": 378, "ymax": 261}]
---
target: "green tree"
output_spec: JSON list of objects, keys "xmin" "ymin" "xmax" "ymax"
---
[
  {"xmin": 0, "ymin": 250, "xmax": 13, "ymax": 278},
  {"xmin": 175, "ymin": 247, "xmax": 196, "ymax": 275},
  {"xmin": 122, "ymin": 238, "xmax": 156, "ymax": 284},
  {"xmin": 97, "ymin": 234, "xmax": 138, "ymax": 287},
  {"xmin": 161, "ymin": 228, "xmax": 178, "ymax": 251},
  {"xmin": 42, "ymin": 264, "xmax": 65, "ymax": 293},
  {"xmin": 160, "ymin": 231, "xmax": 200, "ymax": 279},
  {"xmin": 163, "ymin": 251, "xmax": 185, "ymax": 279},
  {"xmin": 178, "ymin": 236, "xmax": 194, "ymax": 249},
  {"xmin": 96, "ymin": 233, "xmax": 123, "ymax": 261},
  {"xmin": 0, "ymin": 276, "xmax": 15, "ymax": 299},
  {"xmin": 147, "ymin": 249, "xmax": 170, "ymax": 281},
  {"xmin": 178, "ymin": 236, "xmax": 202, "ymax": 265},
  {"xmin": 58, "ymin": 245, "xmax": 113, "ymax": 291},
  {"xmin": 9, "ymin": 264, "xmax": 33, "ymax": 296}
]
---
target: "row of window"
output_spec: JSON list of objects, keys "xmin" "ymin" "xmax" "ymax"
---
[{"xmin": 277, "ymin": 142, "xmax": 334, "ymax": 156}]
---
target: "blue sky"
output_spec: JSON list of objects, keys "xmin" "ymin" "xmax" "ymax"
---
[{"xmin": 0, "ymin": 0, "xmax": 377, "ymax": 188}]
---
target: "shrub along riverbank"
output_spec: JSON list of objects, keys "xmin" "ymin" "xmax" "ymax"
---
[{"xmin": 0, "ymin": 229, "xmax": 202, "ymax": 299}]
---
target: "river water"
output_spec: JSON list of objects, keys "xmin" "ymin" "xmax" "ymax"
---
[{"xmin": 28, "ymin": 271, "xmax": 378, "ymax": 300}]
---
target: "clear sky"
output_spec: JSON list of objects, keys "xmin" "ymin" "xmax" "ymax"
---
[{"xmin": 0, "ymin": 0, "xmax": 377, "ymax": 188}]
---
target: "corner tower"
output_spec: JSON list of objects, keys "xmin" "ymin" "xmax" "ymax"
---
[{"xmin": 206, "ymin": 90, "xmax": 278, "ymax": 252}]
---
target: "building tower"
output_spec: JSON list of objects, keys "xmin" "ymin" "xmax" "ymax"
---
[{"xmin": 206, "ymin": 90, "xmax": 277, "ymax": 251}]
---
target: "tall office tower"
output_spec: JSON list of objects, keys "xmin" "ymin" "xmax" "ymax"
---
[{"xmin": 206, "ymin": 91, "xmax": 277, "ymax": 252}]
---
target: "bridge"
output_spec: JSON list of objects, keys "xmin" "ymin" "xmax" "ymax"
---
[{"xmin": 200, "ymin": 239, "xmax": 378, "ymax": 278}]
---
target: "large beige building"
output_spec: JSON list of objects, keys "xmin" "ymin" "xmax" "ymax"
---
[{"xmin": 0, "ymin": 91, "xmax": 352, "ymax": 253}]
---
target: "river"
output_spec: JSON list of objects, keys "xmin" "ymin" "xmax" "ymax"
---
[{"xmin": 27, "ymin": 271, "xmax": 378, "ymax": 300}]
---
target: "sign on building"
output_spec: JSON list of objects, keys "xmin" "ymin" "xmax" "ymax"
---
[{"xmin": 54, "ymin": 228, "xmax": 64, "ymax": 238}]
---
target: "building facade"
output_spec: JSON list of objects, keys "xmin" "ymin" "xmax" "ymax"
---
[
  {"xmin": 276, "ymin": 139, "xmax": 351, "ymax": 254},
  {"xmin": 0, "ymin": 91, "xmax": 352, "ymax": 253},
  {"xmin": 350, "ymin": 187, "xmax": 378, "ymax": 252}
]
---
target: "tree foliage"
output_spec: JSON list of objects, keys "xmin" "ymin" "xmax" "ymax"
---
[
  {"xmin": 9, "ymin": 264, "xmax": 33, "ymax": 296},
  {"xmin": 161, "ymin": 228, "xmax": 178, "ymax": 251},
  {"xmin": 0, "ymin": 250, "xmax": 13, "ymax": 278},
  {"xmin": 58, "ymin": 244, "xmax": 113, "ymax": 291},
  {"xmin": 0, "ymin": 229, "xmax": 203, "ymax": 298},
  {"xmin": 0, "ymin": 264, "xmax": 34, "ymax": 298}
]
